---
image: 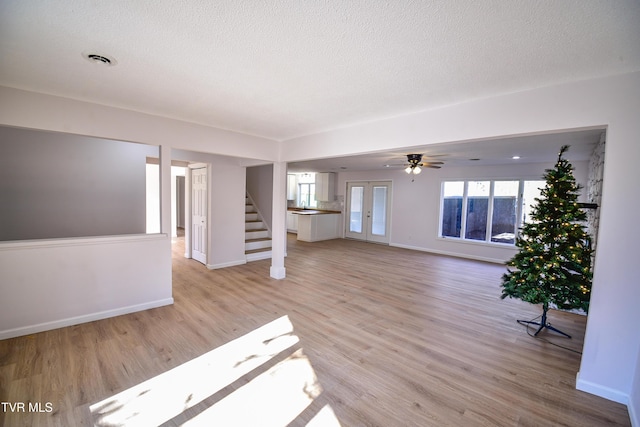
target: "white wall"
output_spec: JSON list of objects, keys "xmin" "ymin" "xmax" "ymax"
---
[
  {"xmin": 0, "ymin": 72, "xmax": 638, "ymax": 417},
  {"xmin": 0, "ymin": 126, "xmax": 154, "ymax": 240},
  {"xmin": 146, "ymin": 163, "xmax": 161, "ymax": 234},
  {"xmin": 145, "ymin": 164, "xmax": 187, "ymax": 236},
  {"xmin": 631, "ymin": 349, "xmax": 640, "ymax": 426},
  {"xmin": 172, "ymin": 149, "xmax": 247, "ymax": 269},
  {"xmin": 209, "ymin": 162, "xmax": 246, "ymax": 268},
  {"xmin": 337, "ymin": 160, "xmax": 588, "ymax": 263},
  {"xmin": 0, "ymin": 86, "xmax": 279, "ymax": 162},
  {"xmin": 0, "ymin": 234, "xmax": 172, "ymax": 339},
  {"xmin": 282, "ymin": 72, "xmax": 640, "ymax": 412},
  {"xmin": 0, "ymin": 88, "xmax": 253, "ymax": 340}
]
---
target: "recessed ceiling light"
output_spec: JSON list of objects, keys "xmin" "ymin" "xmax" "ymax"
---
[
  {"xmin": 82, "ymin": 52, "xmax": 117, "ymax": 66},
  {"xmin": 512, "ymin": 156, "xmax": 521, "ymax": 160}
]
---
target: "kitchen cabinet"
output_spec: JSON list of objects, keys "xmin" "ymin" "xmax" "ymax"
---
[
  {"xmin": 286, "ymin": 211, "xmax": 298, "ymax": 233},
  {"xmin": 287, "ymin": 174, "xmax": 297, "ymax": 201},
  {"xmin": 295, "ymin": 212, "xmax": 341, "ymax": 242},
  {"xmin": 315, "ymin": 172, "xmax": 335, "ymax": 202}
]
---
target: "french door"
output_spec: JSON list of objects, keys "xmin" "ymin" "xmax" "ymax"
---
[{"xmin": 345, "ymin": 181, "xmax": 392, "ymax": 244}]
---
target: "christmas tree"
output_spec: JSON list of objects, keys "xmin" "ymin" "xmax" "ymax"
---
[{"xmin": 501, "ymin": 145, "xmax": 593, "ymax": 337}]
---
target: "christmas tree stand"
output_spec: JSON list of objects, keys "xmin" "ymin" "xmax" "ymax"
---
[{"xmin": 517, "ymin": 304, "xmax": 571, "ymax": 338}]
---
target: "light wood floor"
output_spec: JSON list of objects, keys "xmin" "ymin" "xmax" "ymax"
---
[{"xmin": 0, "ymin": 234, "xmax": 630, "ymax": 426}]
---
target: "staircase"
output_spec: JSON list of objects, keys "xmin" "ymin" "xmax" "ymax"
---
[{"xmin": 245, "ymin": 195, "xmax": 272, "ymax": 261}]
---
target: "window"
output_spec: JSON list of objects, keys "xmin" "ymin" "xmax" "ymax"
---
[
  {"xmin": 465, "ymin": 181, "xmax": 490, "ymax": 241},
  {"xmin": 298, "ymin": 183, "xmax": 317, "ymax": 208},
  {"xmin": 439, "ymin": 180, "xmax": 545, "ymax": 245},
  {"xmin": 522, "ymin": 180, "xmax": 545, "ymax": 224},
  {"xmin": 297, "ymin": 173, "xmax": 317, "ymax": 208},
  {"xmin": 441, "ymin": 181, "xmax": 463, "ymax": 237},
  {"xmin": 371, "ymin": 185, "xmax": 388, "ymax": 236},
  {"xmin": 491, "ymin": 181, "xmax": 519, "ymax": 244},
  {"xmin": 349, "ymin": 186, "xmax": 364, "ymax": 233}
]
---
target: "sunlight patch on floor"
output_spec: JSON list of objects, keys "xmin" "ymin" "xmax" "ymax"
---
[
  {"xmin": 183, "ymin": 348, "xmax": 321, "ymax": 426},
  {"xmin": 306, "ymin": 404, "xmax": 342, "ymax": 427},
  {"xmin": 90, "ymin": 315, "xmax": 301, "ymax": 426}
]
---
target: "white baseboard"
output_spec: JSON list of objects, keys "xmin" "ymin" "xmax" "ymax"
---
[
  {"xmin": 207, "ymin": 259, "xmax": 247, "ymax": 269},
  {"xmin": 0, "ymin": 298, "xmax": 174, "ymax": 340},
  {"xmin": 390, "ymin": 243, "xmax": 506, "ymax": 264},
  {"xmin": 270, "ymin": 266, "xmax": 286, "ymax": 279},
  {"xmin": 246, "ymin": 251, "xmax": 273, "ymax": 262},
  {"xmin": 576, "ymin": 372, "xmax": 629, "ymax": 405}
]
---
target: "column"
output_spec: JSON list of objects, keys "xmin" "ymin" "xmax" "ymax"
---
[
  {"xmin": 159, "ymin": 144, "xmax": 172, "ymax": 236},
  {"xmin": 270, "ymin": 161, "xmax": 287, "ymax": 279}
]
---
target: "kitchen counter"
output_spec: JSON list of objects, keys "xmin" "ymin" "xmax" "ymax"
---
[
  {"xmin": 289, "ymin": 209, "xmax": 342, "ymax": 242},
  {"xmin": 288, "ymin": 208, "xmax": 341, "ymax": 215}
]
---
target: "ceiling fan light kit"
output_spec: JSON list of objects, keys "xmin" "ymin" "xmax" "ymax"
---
[
  {"xmin": 405, "ymin": 153, "xmax": 426, "ymax": 174},
  {"xmin": 405, "ymin": 165, "xmax": 421, "ymax": 174},
  {"xmin": 402, "ymin": 153, "xmax": 445, "ymax": 178}
]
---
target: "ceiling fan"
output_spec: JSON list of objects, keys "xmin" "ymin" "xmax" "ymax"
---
[{"xmin": 403, "ymin": 153, "xmax": 444, "ymax": 174}]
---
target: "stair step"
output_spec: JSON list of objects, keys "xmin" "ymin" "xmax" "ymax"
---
[
  {"xmin": 245, "ymin": 247, "xmax": 272, "ymax": 254},
  {"xmin": 244, "ymin": 196, "xmax": 271, "ymax": 261},
  {"xmin": 245, "ymin": 248, "xmax": 272, "ymax": 262},
  {"xmin": 245, "ymin": 229, "xmax": 269, "ymax": 239},
  {"xmin": 245, "ymin": 220, "xmax": 264, "ymax": 230},
  {"xmin": 245, "ymin": 237, "xmax": 272, "ymax": 251}
]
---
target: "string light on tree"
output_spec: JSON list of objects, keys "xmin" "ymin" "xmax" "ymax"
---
[{"xmin": 501, "ymin": 145, "xmax": 593, "ymax": 338}]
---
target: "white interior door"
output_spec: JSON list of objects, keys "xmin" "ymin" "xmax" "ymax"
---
[
  {"xmin": 191, "ymin": 167, "xmax": 207, "ymax": 264},
  {"xmin": 345, "ymin": 181, "xmax": 392, "ymax": 244}
]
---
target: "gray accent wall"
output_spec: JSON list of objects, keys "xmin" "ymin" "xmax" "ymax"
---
[{"xmin": 0, "ymin": 126, "xmax": 156, "ymax": 241}]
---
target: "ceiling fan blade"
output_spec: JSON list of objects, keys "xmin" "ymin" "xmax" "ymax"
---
[{"xmin": 420, "ymin": 161, "xmax": 444, "ymax": 165}]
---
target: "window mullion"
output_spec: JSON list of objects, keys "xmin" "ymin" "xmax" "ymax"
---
[
  {"xmin": 460, "ymin": 181, "xmax": 468, "ymax": 239},
  {"xmin": 438, "ymin": 182, "xmax": 445, "ymax": 237},
  {"xmin": 516, "ymin": 180, "xmax": 524, "ymax": 239},
  {"xmin": 486, "ymin": 181, "xmax": 495, "ymax": 242}
]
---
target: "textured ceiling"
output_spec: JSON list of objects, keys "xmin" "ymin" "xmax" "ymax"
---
[{"xmin": 1, "ymin": 1, "xmax": 639, "ymax": 143}]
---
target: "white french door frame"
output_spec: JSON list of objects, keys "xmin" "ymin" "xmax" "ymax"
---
[
  {"xmin": 185, "ymin": 163, "xmax": 209, "ymax": 264},
  {"xmin": 345, "ymin": 181, "xmax": 392, "ymax": 244}
]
